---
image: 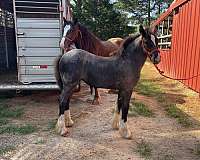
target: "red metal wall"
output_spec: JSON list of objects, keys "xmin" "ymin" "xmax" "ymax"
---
[{"xmin": 155, "ymin": 0, "xmax": 200, "ymax": 93}]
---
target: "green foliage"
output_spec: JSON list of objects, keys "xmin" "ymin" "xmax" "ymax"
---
[
  {"xmin": 165, "ymin": 104, "xmax": 192, "ymax": 127},
  {"xmin": 135, "ymin": 79, "xmax": 163, "ymax": 97},
  {"xmin": 0, "ymin": 104, "xmax": 24, "ymax": 118},
  {"xmin": 72, "ymin": 0, "xmax": 133, "ymax": 40},
  {"xmin": 114, "ymin": 0, "xmax": 174, "ymax": 25},
  {"xmin": 136, "ymin": 140, "xmax": 152, "ymax": 159},
  {"xmin": 0, "ymin": 118, "xmax": 9, "ymax": 126},
  {"xmin": 47, "ymin": 119, "xmax": 57, "ymax": 131},
  {"xmin": 0, "ymin": 124, "xmax": 37, "ymax": 135},
  {"xmin": 130, "ymin": 101, "xmax": 153, "ymax": 117}
]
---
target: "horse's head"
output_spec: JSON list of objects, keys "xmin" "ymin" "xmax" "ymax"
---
[
  {"xmin": 139, "ymin": 25, "xmax": 161, "ymax": 64},
  {"xmin": 60, "ymin": 18, "xmax": 82, "ymax": 52}
]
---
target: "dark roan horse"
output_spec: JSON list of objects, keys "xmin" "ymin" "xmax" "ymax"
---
[
  {"xmin": 60, "ymin": 19, "xmax": 123, "ymax": 104},
  {"xmin": 55, "ymin": 25, "xmax": 160, "ymax": 139}
]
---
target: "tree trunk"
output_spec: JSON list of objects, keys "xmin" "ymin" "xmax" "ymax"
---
[{"xmin": 148, "ymin": 0, "xmax": 151, "ymax": 26}]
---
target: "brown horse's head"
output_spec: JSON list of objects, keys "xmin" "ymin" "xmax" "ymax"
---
[{"xmin": 60, "ymin": 19, "xmax": 82, "ymax": 52}]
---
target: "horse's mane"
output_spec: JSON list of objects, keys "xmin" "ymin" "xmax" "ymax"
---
[
  {"xmin": 77, "ymin": 23, "xmax": 101, "ymax": 53},
  {"xmin": 113, "ymin": 33, "xmax": 141, "ymax": 56}
]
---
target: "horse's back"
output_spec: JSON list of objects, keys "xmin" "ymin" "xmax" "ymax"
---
[{"xmin": 107, "ymin": 38, "xmax": 124, "ymax": 47}]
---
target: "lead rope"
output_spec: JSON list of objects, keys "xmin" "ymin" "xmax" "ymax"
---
[{"xmin": 142, "ymin": 40, "xmax": 200, "ymax": 81}]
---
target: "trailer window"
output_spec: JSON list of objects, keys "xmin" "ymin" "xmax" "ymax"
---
[{"xmin": 156, "ymin": 12, "xmax": 173, "ymax": 49}]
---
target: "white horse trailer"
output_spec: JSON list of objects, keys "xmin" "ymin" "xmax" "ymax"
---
[{"xmin": 0, "ymin": 0, "xmax": 67, "ymax": 91}]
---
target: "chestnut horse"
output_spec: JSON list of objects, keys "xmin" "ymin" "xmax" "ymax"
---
[
  {"xmin": 60, "ymin": 19, "xmax": 123, "ymax": 104},
  {"xmin": 55, "ymin": 25, "xmax": 160, "ymax": 138}
]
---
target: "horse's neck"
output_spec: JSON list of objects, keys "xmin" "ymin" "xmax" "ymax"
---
[
  {"xmin": 78, "ymin": 29, "xmax": 114, "ymax": 56},
  {"xmin": 123, "ymin": 37, "xmax": 147, "ymax": 71}
]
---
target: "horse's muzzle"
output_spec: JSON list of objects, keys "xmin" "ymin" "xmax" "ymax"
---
[{"xmin": 151, "ymin": 50, "xmax": 161, "ymax": 64}]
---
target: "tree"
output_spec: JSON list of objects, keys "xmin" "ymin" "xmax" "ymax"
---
[
  {"xmin": 114, "ymin": 0, "xmax": 175, "ymax": 26},
  {"xmin": 71, "ymin": 0, "xmax": 133, "ymax": 40}
]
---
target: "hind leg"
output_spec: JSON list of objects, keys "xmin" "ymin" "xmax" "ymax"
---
[
  {"xmin": 64, "ymin": 98, "xmax": 74, "ymax": 127},
  {"xmin": 92, "ymin": 88, "xmax": 101, "ymax": 105},
  {"xmin": 112, "ymin": 90, "xmax": 122, "ymax": 129},
  {"xmin": 56, "ymin": 85, "xmax": 76, "ymax": 136},
  {"xmin": 119, "ymin": 90, "xmax": 132, "ymax": 139}
]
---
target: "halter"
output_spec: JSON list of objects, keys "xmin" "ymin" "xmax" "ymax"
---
[
  {"xmin": 64, "ymin": 29, "xmax": 82, "ymax": 43},
  {"xmin": 141, "ymin": 38, "xmax": 159, "ymax": 57},
  {"xmin": 141, "ymin": 38, "xmax": 200, "ymax": 81}
]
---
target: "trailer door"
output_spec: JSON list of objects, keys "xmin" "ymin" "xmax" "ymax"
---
[{"xmin": 14, "ymin": 0, "xmax": 62, "ymax": 84}]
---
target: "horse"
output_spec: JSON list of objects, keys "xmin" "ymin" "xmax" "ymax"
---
[
  {"xmin": 60, "ymin": 19, "xmax": 124, "ymax": 104},
  {"xmin": 55, "ymin": 25, "xmax": 160, "ymax": 139}
]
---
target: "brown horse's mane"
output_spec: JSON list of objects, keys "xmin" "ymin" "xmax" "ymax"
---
[{"xmin": 77, "ymin": 23, "xmax": 102, "ymax": 53}]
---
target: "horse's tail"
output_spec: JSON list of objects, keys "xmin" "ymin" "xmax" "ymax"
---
[{"xmin": 54, "ymin": 55, "xmax": 63, "ymax": 91}]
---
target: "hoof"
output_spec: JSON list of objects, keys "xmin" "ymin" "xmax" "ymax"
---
[
  {"xmin": 64, "ymin": 110, "xmax": 74, "ymax": 127},
  {"xmin": 119, "ymin": 120, "xmax": 132, "ymax": 139},
  {"xmin": 111, "ymin": 112, "xmax": 120, "ymax": 130},
  {"xmin": 92, "ymin": 98, "xmax": 100, "ymax": 105},
  {"xmin": 65, "ymin": 118, "xmax": 74, "ymax": 127},
  {"xmin": 55, "ymin": 115, "xmax": 69, "ymax": 136}
]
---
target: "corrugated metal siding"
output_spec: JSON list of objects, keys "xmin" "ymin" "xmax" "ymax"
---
[
  {"xmin": 14, "ymin": 0, "xmax": 61, "ymax": 84},
  {"xmin": 16, "ymin": 18, "xmax": 61, "ymax": 83},
  {"xmin": 155, "ymin": 0, "xmax": 200, "ymax": 93}
]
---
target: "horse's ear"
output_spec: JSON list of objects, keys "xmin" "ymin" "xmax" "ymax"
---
[{"xmin": 139, "ymin": 25, "xmax": 147, "ymax": 38}]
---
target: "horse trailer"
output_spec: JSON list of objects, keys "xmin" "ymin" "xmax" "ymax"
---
[
  {"xmin": 153, "ymin": 0, "xmax": 200, "ymax": 94},
  {"xmin": 0, "ymin": 0, "xmax": 71, "ymax": 90}
]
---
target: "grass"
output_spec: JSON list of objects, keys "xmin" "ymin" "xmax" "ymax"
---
[
  {"xmin": 0, "ymin": 124, "xmax": 37, "ymax": 135},
  {"xmin": 0, "ymin": 104, "xmax": 24, "ymax": 118},
  {"xmin": 136, "ymin": 74, "xmax": 193, "ymax": 127},
  {"xmin": 129, "ymin": 101, "xmax": 154, "ymax": 117},
  {"xmin": 0, "ymin": 118, "xmax": 9, "ymax": 126},
  {"xmin": 136, "ymin": 140, "xmax": 152, "ymax": 159},
  {"xmin": 0, "ymin": 145, "xmax": 15, "ymax": 155},
  {"xmin": 34, "ymin": 139, "xmax": 46, "ymax": 145},
  {"xmin": 135, "ymin": 79, "xmax": 163, "ymax": 97},
  {"xmin": 47, "ymin": 119, "xmax": 57, "ymax": 130},
  {"xmin": 165, "ymin": 104, "xmax": 192, "ymax": 127}
]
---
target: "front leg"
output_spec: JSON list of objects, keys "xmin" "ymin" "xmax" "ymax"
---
[
  {"xmin": 119, "ymin": 90, "xmax": 132, "ymax": 139},
  {"xmin": 92, "ymin": 88, "xmax": 101, "ymax": 105},
  {"xmin": 112, "ymin": 91, "xmax": 122, "ymax": 129}
]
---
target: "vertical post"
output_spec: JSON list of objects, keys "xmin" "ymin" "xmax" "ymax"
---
[
  {"xmin": 62, "ymin": 0, "xmax": 72, "ymax": 20},
  {"xmin": 3, "ymin": 10, "xmax": 9, "ymax": 69},
  {"xmin": 148, "ymin": 0, "xmax": 151, "ymax": 26}
]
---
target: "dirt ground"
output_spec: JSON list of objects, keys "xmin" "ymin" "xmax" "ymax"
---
[{"xmin": 1, "ymin": 63, "xmax": 200, "ymax": 160}]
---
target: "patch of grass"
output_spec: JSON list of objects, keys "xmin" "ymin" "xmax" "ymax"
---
[
  {"xmin": 0, "ymin": 104, "xmax": 24, "ymax": 118},
  {"xmin": 47, "ymin": 119, "xmax": 56, "ymax": 130},
  {"xmin": 0, "ymin": 145, "xmax": 15, "ymax": 155},
  {"xmin": 136, "ymin": 140, "xmax": 152, "ymax": 159},
  {"xmin": 0, "ymin": 124, "xmax": 37, "ymax": 135},
  {"xmin": 165, "ymin": 104, "xmax": 192, "ymax": 127},
  {"xmin": 34, "ymin": 139, "xmax": 46, "ymax": 145},
  {"xmin": 130, "ymin": 101, "xmax": 154, "ymax": 117},
  {"xmin": 0, "ymin": 118, "xmax": 9, "ymax": 126},
  {"xmin": 135, "ymin": 79, "xmax": 163, "ymax": 97}
]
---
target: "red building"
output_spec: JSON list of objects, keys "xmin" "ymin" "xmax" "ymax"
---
[{"xmin": 153, "ymin": 0, "xmax": 200, "ymax": 94}]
